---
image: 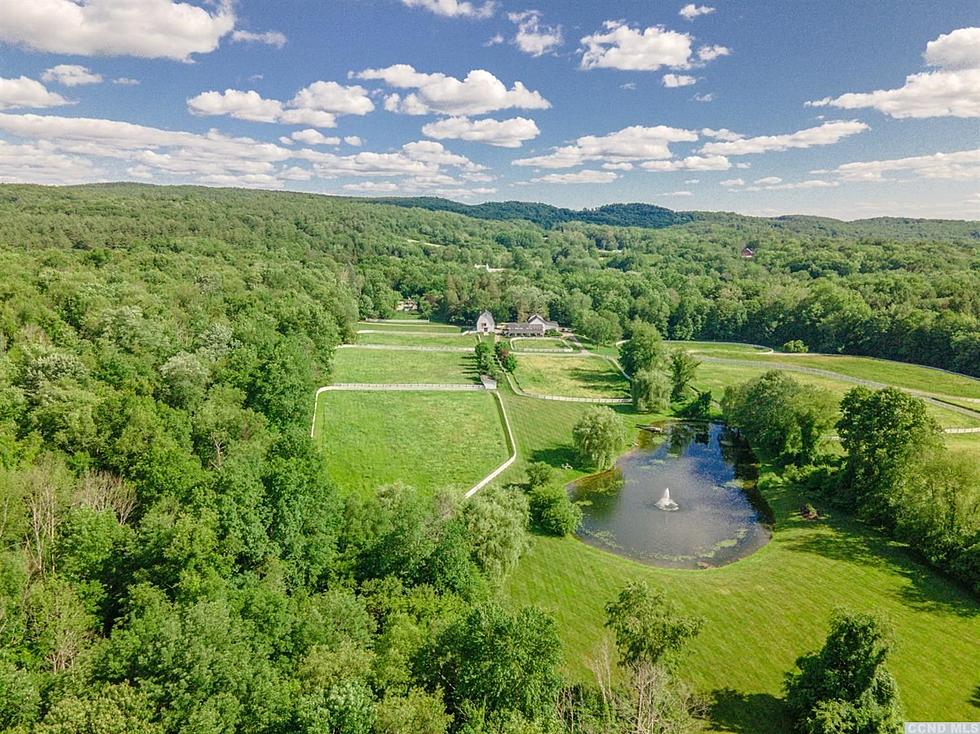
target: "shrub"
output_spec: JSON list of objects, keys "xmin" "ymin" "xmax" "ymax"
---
[
  {"xmin": 782, "ymin": 339, "xmax": 809, "ymax": 353},
  {"xmin": 529, "ymin": 486, "xmax": 582, "ymax": 536}
]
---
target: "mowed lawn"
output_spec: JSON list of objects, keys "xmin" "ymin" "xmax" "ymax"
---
[
  {"xmin": 512, "ymin": 354, "xmax": 629, "ymax": 399},
  {"xmin": 356, "ymin": 331, "xmax": 478, "ymax": 348},
  {"xmin": 314, "ymin": 390, "xmax": 509, "ymax": 495},
  {"xmin": 356, "ymin": 320, "xmax": 461, "ymax": 333},
  {"xmin": 510, "ymin": 337, "xmax": 574, "ymax": 352},
  {"xmin": 506, "ymin": 506, "xmax": 980, "ymax": 731},
  {"xmin": 332, "ymin": 348, "xmax": 479, "ymax": 383},
  {"xmin": 666, "ymin": 340, "xmax": 774, "ymax": 358}
]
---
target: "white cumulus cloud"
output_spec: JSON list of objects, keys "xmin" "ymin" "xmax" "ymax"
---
[
  {"xmin": 0, "ymin": 0, "xmax": 236, "ymax": 61},
  {"xmin": 354, "ymin": 64, "xmax": 550, "ymax": 116},
  {"xmin": 808, "ymin": 27, "xmax": 980, "ymax": 118},
  {"xmin": 230, "ymin": 30, "xmax": 287, "ymax": 48},
  {"xmin": 514, "ymin": 124, "xmax": 698, "ymax": 168},
  {"xmin": 700, "ymin": 120, "xmax": 868, "ymax": 155},
  {"xmin": 0, "ymin": 77, "xmax": 71, "ymax": 111},
  {"xmin": 42, "ymin": 65, "xmax": 103, "ymax": 87},
  {"xmin": 508, "ymin": 10, "xmax": 563, "ymax": 56},
  {"xmin": 532, "ymin": 170, "xmax": 619, "ymax": 184},
  {"xmin": 187, "ymin": 81, "xmax": 374, "ymax": 128},
  {"xmin": 422, "ymin": 116, "xmax": 540, "ymax": 147},
  {"xmin": 400, "ymin": 0, "xmax": 496, "ymax": 19},
  {"xmin": 824, "ymin": 147, "xmax": 980, "ymax": 182},
  {"xmin": 679, "ymin": 4, "xmax": 714, "ymax": 21},
  {"xmin": 580, "ymin": 22, "xmax": 694, "ymax": 71},
  {"xmin": 662, "ymin": 73, "xmax": 697, "ymax": 87}
]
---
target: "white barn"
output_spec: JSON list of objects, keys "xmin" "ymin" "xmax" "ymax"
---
[{"xmin": 476, "ymin": 310, "xmax": 496, "ymax": 334}]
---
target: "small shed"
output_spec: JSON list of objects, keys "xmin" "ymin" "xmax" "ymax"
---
[
  {"xmin": 476, "ymin": 310, "xmax": 496, "ymax": 334},
  {"xmin": 741, "ymin": 246, "xmax": 755, "ymax": 259}
]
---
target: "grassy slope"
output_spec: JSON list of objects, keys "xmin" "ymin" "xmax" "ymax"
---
[
  {"xmin": 355, "ymin": 321, "xmax": 462, "ymax": 333},
  {"xmin": 509, "ymin": 337, "xmax": 573, "ymax": 351},
  {"xmin": 314, "ymin": 390, "xmax": 509, "ymax": 496},
  {"xmin": 332, "ymin": 348, "xmax": 479, "ymax": 384},
  {"xmin": 356, "ymin": 331, "xmax": 478, "ymax": 347},
  {"xmin": 512, "ymin": 354, "xmax": 630, "ymax": 399}
]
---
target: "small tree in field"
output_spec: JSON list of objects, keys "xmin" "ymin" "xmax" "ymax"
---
[
  {"xmin": 784, "ymin": 609, "xmax": 903, "ymax": 734},
  {"xmin": 668, "ymin": 351, "xmax": 700, "ymax": 401},
  {"xmin": 573, "ymin": 407, "xmax": 628, "ymax": 470},
  {"xmin": 604, "ymin": 581, "xmax": 704, "ymax": 669},
  {"xmin": 631, "ymin": 368, "xmax": 671, "ymax": 413}
]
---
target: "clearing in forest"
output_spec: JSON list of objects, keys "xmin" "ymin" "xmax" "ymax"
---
[
  {"xmin": 314, "ymin": 390, "xmax": 509, "ymax": 496},
  {"xmin": 512, "ymin": 354, "xmax": 629, "ymax": 399}
]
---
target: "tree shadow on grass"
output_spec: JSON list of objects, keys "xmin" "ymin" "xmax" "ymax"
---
[
  {"xmin": 530, "ymin": 445, "xmax": 580, "ymax": 469},
  {"xmin": 770, "ymin": 477, "xmax": 979, "ymax": 618},
  {"xmin": 706, "ymin": 688, "xmax": 790, "ymax": 734},
  {"xmin": 567, "ymin": 366, "xmax": 629, "ymax": 395}
]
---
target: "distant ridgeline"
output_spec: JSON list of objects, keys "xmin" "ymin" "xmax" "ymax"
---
[
  {"xmin": 365, "ymin": 195, "xmax": 980, "ymax": 241},
  {"xmin": 367, "ymin": 196, "xmax": 695, "ymax": 229}
]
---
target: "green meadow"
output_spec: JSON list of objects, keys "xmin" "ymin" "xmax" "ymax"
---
[
  {"xmin": 512, "ymin": 354, "xmax": 630, "ymax": 399},
  {"xmin": 314, "ymin": 390, "xmax": 509, "ymax": 496}
]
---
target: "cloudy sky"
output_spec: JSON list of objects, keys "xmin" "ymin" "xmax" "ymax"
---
[{"xmin": 0, "ymin": 0, "xmax": 977, "ymax": 219}]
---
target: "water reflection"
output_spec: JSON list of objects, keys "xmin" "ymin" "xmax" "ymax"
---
[{"xmin": 569, "ymin": 422, "xmax": 772, "ymax": 569}]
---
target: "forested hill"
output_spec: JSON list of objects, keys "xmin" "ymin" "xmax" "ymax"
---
[
  {"xmin": 1, "ymin": 183, "xmax": 978, "ymax": 377},
  {"xmin": 365, "ymin": 195, "xmax": 980, "ymax": 241},
  {"xmin": 368, "ymin": 197, "xmax": 695, "ymax": 229}
]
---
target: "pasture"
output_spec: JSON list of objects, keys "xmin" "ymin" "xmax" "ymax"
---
[
  {"xmin": 314, "ymin": 390, "xmax": 509, "ymax": 496},
  {"xmin": 332, "ymin": 348, "xmax": 479, "ymax": 384},
  {"xmin": 357, "ymin": 330, "xmax": 478, "ymax": 347},
  {"xmin": 512, "ymin": 354, "xmax": 630, "ymax": 399}
]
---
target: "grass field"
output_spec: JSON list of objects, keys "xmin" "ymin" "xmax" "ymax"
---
[
  {"xmin": 356, "ymin": 331, "xmax": 478, "ymax": 347},
  {"xmin": 314, "ymin": 390, "xmax": 509, "ymax": 496},
  {"xmin": 512, "ymin": 354, "xmax": 630, "ymax": 399},
  {"xmin": 499, "ymin": 388, "xmax": 662, "ymax": 484},
  {"xmin": 506, "ymin": 506, "xmax": 980, "ymax": 731},
  {"xmin": 356, "ymin": 321, "xmax": 462, "ymax": 333},
  {"xmin": 332, "ymin": 348, "xmax": 479, "ymax": 384},
  {"xmin": 510, "ymin": 337, "xmax": 574, "ymax": 351},
  {"xmin": 666, "ymin": 340, "xmax": 773, "ymax": 358}
]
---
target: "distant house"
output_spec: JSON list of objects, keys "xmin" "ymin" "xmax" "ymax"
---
[
  {"xmin": 741, "ymin": 246, "xmax": 755, "ymax": 259},
  {"xmin": 476, "ymin": 310, "xmax": 496, "ymax": 334}
]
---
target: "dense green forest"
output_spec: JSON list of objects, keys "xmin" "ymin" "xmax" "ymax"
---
[{"xmin": 0, "ymin": 184, "xmax": 977, "ymax": 732}]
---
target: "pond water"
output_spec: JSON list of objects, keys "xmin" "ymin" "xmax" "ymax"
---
[{"xmin": 569, "ymin": 422, "xmax": 772, "ymax": 569}]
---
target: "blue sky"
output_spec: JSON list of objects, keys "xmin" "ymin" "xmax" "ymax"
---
[{"xmin": 0, "ymin": 0, "xmax": 977, "ymax": 218}]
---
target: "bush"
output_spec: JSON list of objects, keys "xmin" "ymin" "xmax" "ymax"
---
[
  {"xmin": 529, "ymin": 486, "xmax": 582, "ymax": 536},
  {"xmin": 525, "ymin": 461, "xmax": 554, "ymax": 489},
  {"xmin": 782, "ymin": 340, "xmax": 809, "ymax": 353}
]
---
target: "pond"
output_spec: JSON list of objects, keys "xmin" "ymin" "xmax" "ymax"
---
[{"xmin": 569, "ymin": 422, "xmax": 772, "ymax": 569}]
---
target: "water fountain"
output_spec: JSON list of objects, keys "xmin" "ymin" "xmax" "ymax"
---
[{"xmin": 655, "ymin": 487, "xmax": 679, "ymax": 511}]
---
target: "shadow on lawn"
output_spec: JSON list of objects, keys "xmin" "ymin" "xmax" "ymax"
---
[
  {"xmin": 707, "ymin": 688, "xmax": 790, "ymax": 734},
  {"xmin": 530, "ymin": 445, "xmax": 579, "ymax": 469},
  {"xmin": 770, "ymin": 478, "xmax": 979, "ymax": 618},
  {"xmin": 567, "ymin": 366, "xmax": 628, "ymax": 394}
]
